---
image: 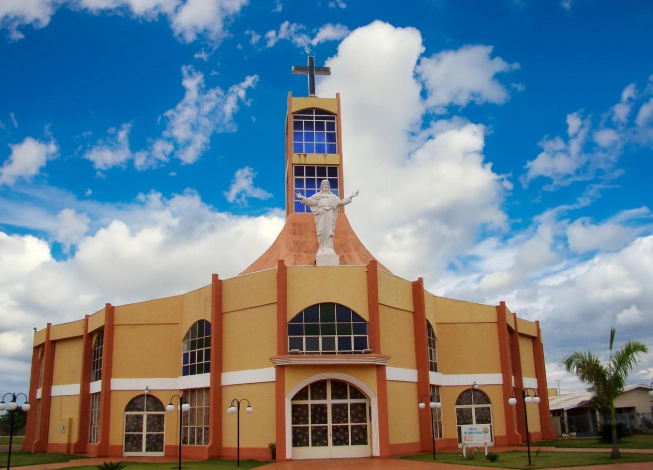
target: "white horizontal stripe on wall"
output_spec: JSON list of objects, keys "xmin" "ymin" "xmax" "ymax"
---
[
  {"xmin": 36, "ymin": 388, "xmax": 41, "ymax": 399},
  {"xmin": 221, "ymin": 367, "xmax": 275, "ymax": 386},
  {"xmin": 89, "ymin": 380, "xmax": 101, "ymax": 394},
  {"xmin": 51, "ymin": 384, "xmax": 81, "ymax": 396},
  {"xmin": 523, "ymin": 377, "xmax": 538, "ymax": 389},
  {"xmin": 111, "ymin": 377, "xmax": 181, "ymax": 391},
  {"xmin": 178, "ymin": 374, "xmax": 211, "ymax": 389},
  {"xmin": 429, "ymin": 372, "xmax": 503, "ymax": 387},
  {"xmin": 386, "ymin": 367, "xmax": 418, "ymax": 383}
]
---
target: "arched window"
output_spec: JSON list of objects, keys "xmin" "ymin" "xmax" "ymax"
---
[
  {"xmin": 288, "ymin": 303, "xmax": 368, "ymax": 354},
  {"xmin": 293, "ymin": 108, "xmax": 337, "ymax": 154},
  {"xmin": 455, "ymin": 388, "xmax": 493, "ymax": 444},
  {"xmin": 427, "ymin": 321, "xmax": 437, "ymax": 372},
  {"xmin": 91, "ymin": 331, "xmax": 104, "ymax": 382},
  {"xmin": 182, "ymin": 320, "xmax": 211, "ymax": 376}
]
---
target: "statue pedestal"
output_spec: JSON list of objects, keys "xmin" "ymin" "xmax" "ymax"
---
[{"xmin": 316, "ymin": 249, "xmax": 340, "ymax": 266}]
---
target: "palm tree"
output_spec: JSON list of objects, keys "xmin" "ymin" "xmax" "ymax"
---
[{"xmin": 562, "ymin": 328, "xmax": 648, "ymax": 459}]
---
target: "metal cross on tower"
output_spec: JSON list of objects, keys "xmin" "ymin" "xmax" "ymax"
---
[{"xmin": 292, "ymin": 56, "xmax": 331, "ymax": 97}]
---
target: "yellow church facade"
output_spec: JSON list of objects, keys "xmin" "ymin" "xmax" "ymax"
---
[{"xmin": 23, "ymin": 72, "xmax": 555, "ymax": 461}]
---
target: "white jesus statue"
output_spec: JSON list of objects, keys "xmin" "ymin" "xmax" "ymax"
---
[{"xmin": 296, "ymin": 179, "xmax": 359, "ymax": 265}]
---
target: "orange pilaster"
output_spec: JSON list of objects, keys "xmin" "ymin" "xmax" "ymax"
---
[
  {"xmin": 96, "ymin": 304, "xmax": 115, "ymax": 457},
  {"xmin": 285, "ymin": 92, "xmax": 294, "ymax": 216},
  {"xmin": 208, "ymin": 274, "xmax": 223, "ymax": 457},
  {"xmin": 73, "ymin": 315, "xmax": 93, "ymax": 453},
  {"xmin": 33, "ymin": 323, "xmax": 54, "ymax": 453},
  {"xmin": 496, "ymin": 302, "xmax": 521, "ymax": 445},
  {"xmin": 22, "ymin": 341, "xmax": 41, "ymax": 451},
  {"xmin": 275, "ymin": 260, "xmax": 288, "ymax": 460},
  {"xmin": 366, "ymin": 259, "xmax": 381, "ymax": 353},
  {"xmin": 534, "ymin": 321, "xmax": 556, "ymax": 440},
  {"xmin": 510, "ymin": 313, "xmax": 526, "ymax": 440},
  {"xmin": 412, "ymin": 278, "xmax": 431, "ymax": 452},
  {"xmin": 336, "ymin": 92, "xmax": 345, "ymax": 215}
]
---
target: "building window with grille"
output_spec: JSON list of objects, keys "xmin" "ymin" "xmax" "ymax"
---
[
  {"xmin": 430, "ymin": 385, "xmax": 443, "ymax": 439},
  {"xmin": 182, "ymin": 389, "xmax": 210, "ymax": 446},
  {"xmin": 182, "ymin": 320, "xmax": 211, "ymax": 376},
  {"xmin": 288, "ymin": 303, "xmax": 368, "ymax": 354},
  {"xmin": 91, "ymin": 331, "xmax": 104, "ymax": 382},
  {"xmin": 89, "ymin": 393, "xmax": 101, "ymax": 444},
  {"xmin": 293, "ymin": 108, "xmax": 337, "ymax": 154},
  {"xmin": 293, "ymin": 165, "xmax": 339, "ymax": 213},
  {"xmin": 455, "ymin": 388, "xmax": 493, "ymax": 444},
  {"xmin": 427, "ymin": 321, "xmax": 437, "ymax": 372}
]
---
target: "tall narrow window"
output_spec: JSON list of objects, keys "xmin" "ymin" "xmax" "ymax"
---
[
  {"xmin": 427, "ymin": 321, "xmax": 437, "ymax": 372},
  {"xmin": 182, "ymin": 320, "xmax": 211, "ymax": 376},
  {"xmin": 430, "ymin": 385, "xmax": 443, "ymax": 439},
  {"xmin": 288, "ymin": 303, "xmax": 368, "ymax": 354},
  {"xmin": 293, "ymin": 109, "xmax": 337, "ymax": 154},
  {"xmin": 89, "ymin": 393, "xmax": 101, "ymax": 444},
  {"xmin": 38, "ymin": 347, "xmax": 44, "ymax": 388},
  {"xmin": 91, "ymin": 331, "xmax": 104, "ymax": 382},
  {"xmin": 182, "ymin": 389, "xmax": 210, "ymax": 446},
  {"xmin": 293, "ymin": 165, "xmax": 339, "ymax": 213}
]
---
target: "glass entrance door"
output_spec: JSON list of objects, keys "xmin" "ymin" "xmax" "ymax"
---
[{"xmin": 291, "ymin": 379, "xmax": 370, "ymax": 459}]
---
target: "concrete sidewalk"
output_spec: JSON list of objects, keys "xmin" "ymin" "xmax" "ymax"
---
[{"xmin": 5, "ymin": 446, "xmax": 653, "ymax": 470}]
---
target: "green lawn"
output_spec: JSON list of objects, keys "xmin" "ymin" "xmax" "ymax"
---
[
  {"xmin": 536, "ymin": 435, "xmax": 653, "ymax": 449},
  {"xmin": 403, "ymin": 450, "xmax": 653, "ymax": 469},
  {"xmin": 0, "ymin": 451, "xmax": 88, "ymax": 468},
  {"xmin": 59, "ymin": 461, "xmax": 267, "ymax": 470},
  {"xmin": 0, "ymin": 437, "xmax": 24, "ymax": 446}
]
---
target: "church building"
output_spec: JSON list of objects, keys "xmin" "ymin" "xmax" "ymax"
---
[{"xmin": 22, "ymin": 57, "xmax": 555, "ymax": 461}]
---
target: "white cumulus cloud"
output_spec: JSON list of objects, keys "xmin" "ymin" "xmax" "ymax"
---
[
  {"xmin": 417, "ymin": 45, "xmax": 519, "ymax": 113},
  {"xmin": 0, "ymin": 137, "xmax": 58, "ymax": 185},
  {"xmin": 224, "ymin": 166, "xmax": 272, "ymax": 205}
]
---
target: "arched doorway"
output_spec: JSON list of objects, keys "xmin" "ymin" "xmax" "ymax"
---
[
  {"xmin": 455, "ymin": 388, "xmax": 494, "ymax": 446},
  {"xmin": 289, "ymin": 379, "xmax": 371, "ymax": 459},
  {"xmin": 123, "ymin": 394, "xmax": 166, "ymax": 456}
]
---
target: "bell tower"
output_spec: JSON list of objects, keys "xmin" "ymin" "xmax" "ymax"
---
[{"xmin": 240, "ymin": 56, "xmax": 388, "ymax": 274}]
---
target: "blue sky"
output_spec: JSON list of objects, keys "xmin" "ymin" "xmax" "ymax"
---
[{"xmin": 1, "ymin": 0, "xmax": 653, "ymax": 396}]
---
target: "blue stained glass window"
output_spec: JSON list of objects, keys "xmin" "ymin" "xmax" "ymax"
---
[
  {"xmin": 315, "ymin": 144, "xmax": 325, "ymax": 153},
  {"xmin": 287, "ymin": 303, "xmax": 369, "ymax": 354},
  {"xmin": 182, "ymin": 320, "xmax": 211, "ymax": 376},
  {"xmin": 293, "ymin": 165, "xmax": 339, "ymax": 213},
  {"xmin": 292, "ymin": 109, "xmax": 337, "ymax": 154},
  {"xmin": 305, "ymin": 305, "xmax": 319, "ymax": 322}
]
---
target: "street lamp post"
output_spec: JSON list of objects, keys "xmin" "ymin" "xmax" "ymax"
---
[
  {"xmin": 166, "ymin": 393, "xmax": 190, "ymax": 470},
  {"xmin": 0, "ymin": 392, "xmax": 30, "ymax": 470},
  {"xmin": 508, "ymin": 387, "xmax": 541, "ymax": 466},
  {"xmin": 228, "ymin": 398, "xmax": 252, "ymax": 467},
  {"xmin": 418, "ymin": 394, "xmax": 441, "ymax": 460}
]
